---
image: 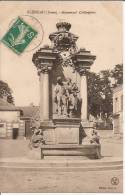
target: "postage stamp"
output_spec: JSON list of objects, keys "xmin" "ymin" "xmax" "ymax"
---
[{"xmin": 1, "ymin": 17, "xmax": 38, "ymax": 54}]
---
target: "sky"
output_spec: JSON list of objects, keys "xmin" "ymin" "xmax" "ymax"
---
[{"xmin": 0, "ymin": 1, "xmax": 122, "ymax": 106}]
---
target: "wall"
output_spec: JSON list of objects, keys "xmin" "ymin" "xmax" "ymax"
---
[
  {"xmin": 0, "ymin": 111, "xmax": 25, "ymax": 139},
  {"xmin": 113, "ymin": 85, "xmax": 123, "ymax": 134},
  {"xmin": 113, "ymin": 86, "xmax": 123, "ymax": 114},
  {"xmin": 0, "ymin": 111, "xmax": 20, "ymax": 122}
]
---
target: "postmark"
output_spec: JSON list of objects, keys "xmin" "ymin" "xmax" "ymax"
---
[{"xmin": 1, "ymin": 15, "xmax": 44, "ymax": 54}]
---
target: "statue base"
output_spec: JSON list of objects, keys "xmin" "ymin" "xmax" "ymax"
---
[
  {"xmin": 40, "ymin": 118, "xmax": 81, "ymax": 145},
  {"xmin": 40, "ymin": 144, "xmax": 101, "ymax": 159},
  {"xmin": 37, "ymin": 119, "xmax": 101, "ymax": 160}
]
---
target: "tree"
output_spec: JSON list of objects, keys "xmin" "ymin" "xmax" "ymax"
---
[
  {"xmin": 87, "ymin": 72, "xmax": 102, "ymax": 118},
  {"xmin": 0, "ymin": 80, "xmax": 14, "ymax": 104},
  {"xmin": 87, "ymin": 70, "xmax": 113, "ymax": 119},
  {"xmin": 99, "ymin": 70, "xmax": 113, "ymax": 119},
  {"xmin": 111, "ymin": 64, "xmax": 123, "ymax": 86},
  {"xmin": 87, "ymin": 63, "xmax": 123, "ymax": 119}
]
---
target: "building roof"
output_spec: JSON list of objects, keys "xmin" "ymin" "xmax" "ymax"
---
[
  {"xmin": 19, "ymin": 106, "xmax": 39, "ymax": 118},
  {"xmin": 19, "ymin": 106, "xmax": 40, "ymax": 128},
  {"xmin": 0, "ymin": 97, "xmax": 21, "ymax": 111}
]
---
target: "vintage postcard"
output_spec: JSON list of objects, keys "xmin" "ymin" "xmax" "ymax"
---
[{"xmin": 0, "ymin": 0, "xmax": 123, "ymax": 193}]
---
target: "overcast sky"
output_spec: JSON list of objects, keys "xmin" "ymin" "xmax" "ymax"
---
[{"xmin": 0, "ymin": 1, "xmax": 122, "ymax": 106}]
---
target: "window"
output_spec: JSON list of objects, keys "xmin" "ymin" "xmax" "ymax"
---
[{"xmin": 0, "ymin": 123, "xmax": 6, "ymax": 137}]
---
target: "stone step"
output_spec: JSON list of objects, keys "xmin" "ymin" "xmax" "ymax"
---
[
  {"xmin": 0, "ymin": 164, "xmax": 122, "ymax": 172},
  {"xmin": 39, "ymin": 144, "xmax": 101, "ymax": 159},
  {"xmin": 0, "ymin": 158, "xmax": 122, "ymax": 170}
]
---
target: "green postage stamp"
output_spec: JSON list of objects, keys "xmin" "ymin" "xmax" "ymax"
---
[{"xmin": 1, "ymin": 17, "xmax": 38, "ymax": 54}]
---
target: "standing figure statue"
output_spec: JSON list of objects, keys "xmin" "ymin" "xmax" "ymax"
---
[
  {"xmin": 54, "ymin": 76, "xmax": 80, "ymax": 117},
  {"xmin": 54, "ymin": 77, "xmax": 67, "ymax": 116},
  {"xmin": 63, "ymin": 78, "xmax": 80, "ymax": 117}
]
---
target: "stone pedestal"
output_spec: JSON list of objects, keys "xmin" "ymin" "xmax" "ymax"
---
[
  {"xmin": 41, "ymin": 118, "xmax": 80, "ymax": 145},
  {"xmin": 81, "ymin": 121, "xmax": 95, "ymax": 144},
  {"xmin": 53, "ymin": 118, "xmax": 80, "ymax": 144},
  {"xmin": 28, "ymin": 148, "xmax": 43, "ymax": 160}
]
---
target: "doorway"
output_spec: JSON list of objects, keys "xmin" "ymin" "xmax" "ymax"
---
[{"xmin": 12, "ymin": 128, "xmax": 19, "ymax": 139}]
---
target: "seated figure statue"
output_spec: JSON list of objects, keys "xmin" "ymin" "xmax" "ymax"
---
[
  {"xmin": 29, "ymin": 127, "xmax": 45, "ymax": 149},
  {"xmin": 90, "ymin": 129, "xmax": 100, "ymax": 144}
]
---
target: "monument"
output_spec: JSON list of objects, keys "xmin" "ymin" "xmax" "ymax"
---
[{"xmin": 32, "ymin": 22, "xmax": 101, "ymax": 159}]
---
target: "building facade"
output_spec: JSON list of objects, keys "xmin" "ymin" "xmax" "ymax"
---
[
  {"xmin": 0, "ymin": 98, "xmax": 25, "ymax": 139},
  {"xmin": 113, "ymin": 85, "xmax": 123, "ymax": 134},
  {"xmin": 20, "ymin": 105, "xmax": 40, "ymax": 138}
]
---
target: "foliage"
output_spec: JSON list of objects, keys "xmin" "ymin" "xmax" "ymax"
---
[
  {"xmin": 87, "ymin": 70, "xmax": 112, "ymax": 119},
  {"xmin": 87, "ymin": 72, "xmax": 102, "ymax": 117},
  {"xmin": 88, "ymin": 63, "xmax": 123, "ymax": 119},
  {"xmin": 111, "ymin": 64, "xmax": 123, "ymax": 86},
  {"xmin": 99, "ymin": 70, "xmax": 113, "ymax": 118},
  {"xmin": 0, "ymin": 80, "xmax": 14, "ymax": 104}
]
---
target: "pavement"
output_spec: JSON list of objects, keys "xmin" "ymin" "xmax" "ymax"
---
[
  {"xmin": 0, "ymin": 130, "xmax": 123, "ymax": 192},
  {"xmin": 0, "ymin": 130, "xmax": 123, "ymax": 159},
  {"xmin": 0, "ymin": 169, "xmax": 123, "ymax": 192}
]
